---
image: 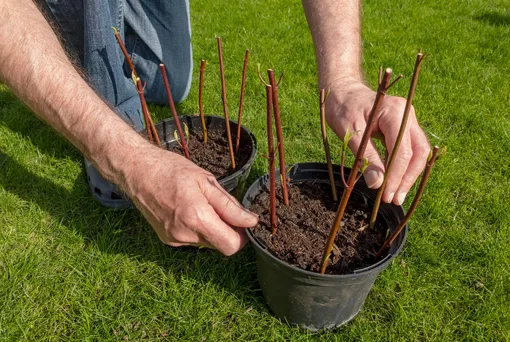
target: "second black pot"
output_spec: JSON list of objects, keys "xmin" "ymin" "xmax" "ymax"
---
[{"xmin": 243, "ymin": 162, "xmax": 408, "ymax": 331}]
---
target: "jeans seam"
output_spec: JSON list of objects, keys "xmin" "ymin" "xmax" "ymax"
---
[
  {"xmin": 116, "ymin": 0, "xmax": 123, "ymax": 31},
  {"xmin": 131, "ymin": 36, "xmax": 140, "ymax": 66}
]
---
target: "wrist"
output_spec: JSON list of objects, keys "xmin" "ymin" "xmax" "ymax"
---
[
  {"xmin": 318, "ymin": 74, "xmax": 364, "ymax": 92},
  {"xmin": 86, "ymin": 113, "xmax": 154, "ymax": 190}
]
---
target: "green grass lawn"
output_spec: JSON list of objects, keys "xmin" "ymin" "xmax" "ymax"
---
[{"xmin": 1, "ymin": 0, "xmax": 509, "ymax": 340}]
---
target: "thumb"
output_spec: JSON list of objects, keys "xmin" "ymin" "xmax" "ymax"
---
[
  {"xmin": 203, "ymin": 182, "xmax": 259, "ymax": 228},
  {"xmin": 348, "ymin": 133, "xmax": 386, "ymax": 189}
]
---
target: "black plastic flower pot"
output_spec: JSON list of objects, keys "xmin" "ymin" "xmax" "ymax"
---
[
  {"xmin": 243, "ymin": 162, "xmax": 408, "ymax": 331},
  {"xmin": 153, "ymin": 115, "xmax": 257, "ymax": 199}
]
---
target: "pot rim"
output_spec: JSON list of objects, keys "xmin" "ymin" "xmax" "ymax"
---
[{"xmin": 244, "ymin": 162, "xmax": 408, "ymax": 279}]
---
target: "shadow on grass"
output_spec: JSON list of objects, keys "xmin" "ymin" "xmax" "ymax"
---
[
  {"xmin": 473, "ymin": 11, "xmax": 510, "ymax": 26},
  {"xmin": 0, "ymin": 150, "xmax": 270, "ymax": 314},
  {"xmin": 0, "ymin": 90, "xmax": 81, "ymax": 162}
]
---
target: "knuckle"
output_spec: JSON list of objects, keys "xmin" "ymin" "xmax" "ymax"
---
[
  {"xmin": 167, "ymin": 227, "xmax": 191, "ymax": 245},
  {"xmin": 176, "ymin": 205, "xmax": 202, "ymax": 232},
  {"xmin": 396, "ymin": 147, "xmax": 413, "ymax": 162},
  {"xmin": 416, "ymin": 143, "xmax": 431, "ymax": 157}
]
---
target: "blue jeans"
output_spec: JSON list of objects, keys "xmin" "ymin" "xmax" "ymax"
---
[{"xmin": 40, "ymin": 0, "xmax": 193, "ymax": 208}]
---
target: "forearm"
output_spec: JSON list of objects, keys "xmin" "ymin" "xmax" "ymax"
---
[
  {"xmin": 302, "ymin": 0, "xmax": 362, "ymax": 88},
  {"xmin": 0, "ymin": 0, "xmax": 151, "ymax": 186}
]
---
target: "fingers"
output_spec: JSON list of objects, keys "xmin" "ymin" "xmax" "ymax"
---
[
  {"xmin": 378, "ymin": 104, "xmax": 430, "ymax": 205},
  {"xmin": 393, "ymin": 124, "xmax": 430, "ymax": 205},
  {"xmin": 202, "ymin": 180, "xmax": 259, "ymax": 228},
  {"xmin": 196, "ymin": 204, "xmax": 250, "ymax": 256},
  {"xmin": 379, "ymin": 119, "xmax": 414, "ymax": 203},
  {"xmin": 347, "ymin": 124, "xmax": 386, "ymax": 189}
]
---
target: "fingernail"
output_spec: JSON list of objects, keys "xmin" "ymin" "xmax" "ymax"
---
[
  {"xmin": 396, "ymin": 192, "xmax": 406, "ymax": 206},
  {"xmin": 365, "ymin": 170, "xmax": 383, "ymax": 189},
  {"xmin": 242, "ymin": 208, "xmax": 259, "ymax": 220},
  {"xmin": 388, "ymin": 192, "xmax": 395, "ymax": 203}
]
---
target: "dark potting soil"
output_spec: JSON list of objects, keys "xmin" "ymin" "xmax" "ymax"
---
[
  {"xmin": 250, "ymin": 181, "xmax": 388, "ymax": 275},
  {"xmin": 167, "ymin": 128, "xmax": 252, "ymax": 179}
]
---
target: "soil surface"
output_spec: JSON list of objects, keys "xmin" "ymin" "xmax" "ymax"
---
[
  {"xmin": 250, "ymin": 181, "xmax": 389, "ymax": 275},
  {"xmin": 167, "ymin": 128, "xmax": 252, "ymax": 179}
]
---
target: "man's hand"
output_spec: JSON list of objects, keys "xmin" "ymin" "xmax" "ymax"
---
[
  {"xmin": 302, "ymin": 0, "xmax": 431, "ymax": 205},
  {"xmin": 121, "ymin": 147, "xmax": 258, "ymax": 255},
  {"xmin": 325, "ymin": 81, "xmax": 431, "ymax": 205}
]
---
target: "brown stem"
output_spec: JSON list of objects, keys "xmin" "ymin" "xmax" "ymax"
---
[
  {"xmin": 160, "ymin": 64, "xmax": 189, "ymax": 159},
  {"xmin": 266, "ymin": 85, "xmax": 277, "ymax": 234},
  {"xmin": 135, "ymin": 78, "xmax": 160, "ymax": 147},
  {"xmin": 386, "ymin": 74, "xmax": 404, "ymax": 91},
  {"xmin": 354, "ymin": 172, "xmax": 364, "ymax": 184},
  {"xmin": 217, "ymin": 37, "xmax": 236, "ymax": 169},
  {"xmin": 320, "ymin": 89, "xmax": 338, "ymax": 201},
  {"xmin": 257, "ymin": 65, "xmax": 270, "ymax": 86},
  {"xmin": 235, "ymin": 50, "xmax": 249, "ymax": 153},
  {"xmin": 112, "ymin": 27, "xmax": 137, "ymax": 78},
  {"xmin": 374, "ymin": 146, "xmax": 440, "ymax": 260},
  {"xmin": 277, "ymin": 72, "xmax": 285, "ymax": 87},
  {"xmin": 267, "ymin": 69, "xmax": 289, "ymax": 205},
  {"xmin": 370, "ymin": 53, "xmax": 424, "ymax": 229},
  {"xmin": 199, "ymin": 60, "xmax": 208, "ymax": 143},
  {"xmin": 319, "ymin": 68, "xmax": 394, "ymax": 274},
  {"xmin": 378, "ymin": 66, "xmax": 383, "ymax": 86}
]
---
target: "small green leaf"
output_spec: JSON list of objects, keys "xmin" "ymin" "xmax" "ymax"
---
[
  {"xmin": 183, "ymin": 123, "xmax": 189, "ymax": 138},
  {"xmin": 174, "ymin": 130, "xmax": 183, "ymax": 148},
  {"xmin": 437, "ymin": 146, "xmax": 447, "ymax": 160},
  {"xmin": 360, "ymin": 158, "xmax": 370, "ymax": 173},
  {"xmin": 325, "ymin": 89, "xmax": 331, "ymax": 102},
  {"xmin": 285, "ymin": 165, "xmax": 295, "ymax": 177},
  {"xmin": 343, "ymin": 126, "xmax": 351, "ymax": 149}
]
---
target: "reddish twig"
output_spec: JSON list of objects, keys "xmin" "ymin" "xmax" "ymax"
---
[
  {"xmin": 266, "ymin": 85, "xmax": 277, "ymax": 234},
  {"xmin": 257, "ymin": 64, "xmax": 270, "ymax": 86},
  {"xmin": 277, "ymin": 72, "xmax": 284, "ymax": 87},
  {"xmin": 199, "ymin": 60, "xmax": 208, "ymax": 143},
  {"xmin": 267, "ymin": 69, "xmax": 289, "ymax": 205},
  {"xmin": 112, "ymin": 27, "xmax": 137, "ymax": 78},
  {"xmin": 235, "ymin": 50, "xmax": 249, "ymax": 153},
  {"xmin": 378, "ymin": 66, "xmax": 383, "ymax": 86},
  {"xmin": 160, "ymin": 64, "xmax": 189, "ymax": 159},
  {"xmin": 370, "ymin": 53, "xmax": 424, "ymax": 229},
  {"xmin": 319, "ymin": 68, "xmax": 394, "ymax": 274},
  {"xmin": 135, "ymin": 77, "xmax": 160, "ymax": 147},
  {"xmin": 374, "ymin": 146, "xmax": 440, "ymax": 260},
  {"xmin": 386, "ymin": 74, "xmax": 404, "ymax": 91},
  {"xmin": 320, "ymin": 89, "xmax": 338, "ymax": 201},
  {"xmin": 354, "ymin": 172, "xmax": 364, "ymax": 184},
  {"xmin": 217, "ymin": 37, "xmax": 236, "ymax": 169}
]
